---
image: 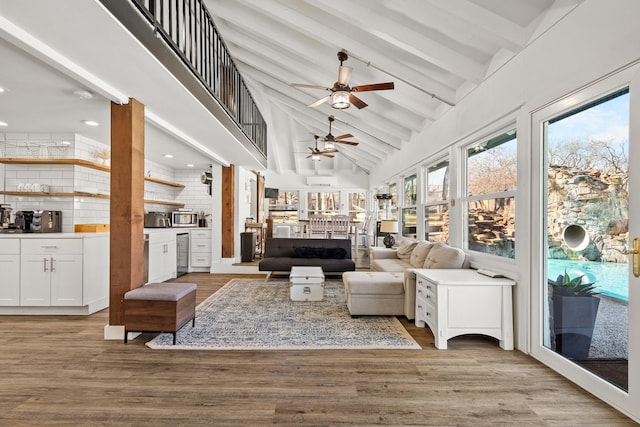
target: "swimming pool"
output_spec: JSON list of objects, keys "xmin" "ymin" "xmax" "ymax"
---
[{"xmin": 548, "ymin": 259, "xmax": 628, "ymax": 301}]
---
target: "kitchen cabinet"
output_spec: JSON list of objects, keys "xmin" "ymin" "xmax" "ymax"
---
[
  {"xmin": 0, "ymin": 239, "xmax": 20, "ymax": 306},
  {"xmin": 20, "ymin": 239, "xmax": 83, "ymax": 306},
  {"xmin": 147, "ymin": 230, "xmax": 177, "ymax": 283},
  {"xmin": 190, "ymin": 229, "xmax": 211, "ymax": 271}
]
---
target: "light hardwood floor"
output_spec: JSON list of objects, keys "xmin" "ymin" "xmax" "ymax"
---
[{"xmin": 0, "ymin": 272, "xmax": 635, "ymax": 426}]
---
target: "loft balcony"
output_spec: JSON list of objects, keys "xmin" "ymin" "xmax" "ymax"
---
[{"xmin": 101, "ymin": 0, "xmax": 267, "ymax": 164}]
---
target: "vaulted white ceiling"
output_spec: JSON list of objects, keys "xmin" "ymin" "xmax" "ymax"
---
[{"xmin": 205, "ymin": 0, "xmax": 583, "ymax": 176}]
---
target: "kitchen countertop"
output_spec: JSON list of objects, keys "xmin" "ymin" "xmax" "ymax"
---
[{"xmin": 0, "ymin": 231, "xmax": 109, "ymax": 239}]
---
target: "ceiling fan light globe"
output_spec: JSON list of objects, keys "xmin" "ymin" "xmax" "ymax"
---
[
  {"xmin": 323, "ymin": 140, "xmax": 336, "ymax": 150},
  {"xmin": 331, "ymin": 91, "xmax": 350, "ymax": 109}
]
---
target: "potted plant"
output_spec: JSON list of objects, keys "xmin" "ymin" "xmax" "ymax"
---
[{"xmin": 548, "ymin": 270, "xmax": 600, "ymax": 359}]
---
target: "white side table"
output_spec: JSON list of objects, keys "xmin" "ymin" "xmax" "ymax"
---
[
  {"xmin": 289, "ymin": 266, "xmax": 325, "ymax": 301},
  {"xmin": 413, "ymin": 269, "xmax": 515, "ymax": 350}
]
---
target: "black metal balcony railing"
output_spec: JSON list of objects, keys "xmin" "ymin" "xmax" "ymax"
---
[{"xmin": 131, "ymin": 0, "xmax": 267, "ymax": 157}]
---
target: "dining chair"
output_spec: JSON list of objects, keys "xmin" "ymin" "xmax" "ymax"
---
[
  {"xmin": 331, "ymin": 215, "xmax": 350, "ymax": 239},
  {"xmin": 308, "ymin": 215, "xmax": 329, "ymax": 238}
]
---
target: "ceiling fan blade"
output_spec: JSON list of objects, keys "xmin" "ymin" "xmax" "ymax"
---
[
  {"xmin": 349, "ymin": 93, "xmax": 368, "ymax": 109},
  {"xmin": 336, "ymin": 140, "xmax": 359, "ymax": 146},
  {"xmin": 335, "ymin": 133, "xmax": 353, "ymax": 140},
  {"xmin": 308, "ymin": 95, "xmax": 331, "ymax": 108},
  {"xmin": 352, "ymin": 82, "xmax": 395, "ymax": 92},
  {"xmin": 306, "ymin": 154, "xmax": 312, "ymax": 158},
  {"xmin": 290, "ymin": 83, "xmax": 331, "ymax": 91},
  {"xmin": 321, "ymin": 153, "xmax": 335, "ymax": 158},
  {"xmin": 337, "ymin": 66, "xmax": 352, "ymax": 85}
]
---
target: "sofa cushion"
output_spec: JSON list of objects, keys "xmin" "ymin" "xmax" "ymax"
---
[
  {"xmin": 293, "ymin": 246, "xmax": 347, "ymax": 259},
  {"xmin": 396, "ymin": 238, "xmax": 418, "ymax": 260},
  {"xmin": 424, "ymin": 242, "xmax": 467, "ymax": 269},
  {"xmin": 410, "ymin": 241, "xmax": 435, "ymax": 268},
  {"xmin": 371, "ymin": 258, "xmax": 412, "ymax": 272}
]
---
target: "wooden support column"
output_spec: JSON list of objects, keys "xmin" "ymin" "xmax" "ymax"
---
[
  {"xmin": 109, "ymin": 99, "xmax": 145, "ymax": 326},
  {"xmin": 221, "ymin": 165, "xmax": 235, "ymax": 258}
]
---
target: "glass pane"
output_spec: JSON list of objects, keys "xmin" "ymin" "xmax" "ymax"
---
[
  {"xmin": 402, "ymin": 207, "xmax": 416, "ymax": 238},
  {"xmin": 269, "ymin": 191, "xmax": 298, "ymax": 209},
  {"xmin": 467, "ymin": 130, "xmax": 517, "ymax": 196},
  {"xmin": 307, "ymin": 192, "xmax": 340, "ymax": 215},
  {"xmin": 467, "ymin": 196, "xmax": 515, "ymax": 258},
  {"xmin": 348, "ymin": 192, "xmax": 367, "ymax": 223},
  {"xmin": 404, "ymin": 174, "xmax": 417, "ymax": 206},
  {"xmin": 427, "ymin": 160, "xmax": 449, "ymax": 203},
  {"xmin": 424, "ymin": 204, "xmax": 448, "ymax": 242},
  {"xmin": 544, "ymin": 89, "xmax": 629, "ymax": 391}
]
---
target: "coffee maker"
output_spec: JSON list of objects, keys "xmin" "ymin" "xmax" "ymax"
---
[{"xmin": 15, "ymin": 210, "xmax": 62, "ymax": 232}]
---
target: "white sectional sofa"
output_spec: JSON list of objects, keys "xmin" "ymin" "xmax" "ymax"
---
[{"xmin": 345, "ymin": 238, "xmax": 469, "ymax": 319}]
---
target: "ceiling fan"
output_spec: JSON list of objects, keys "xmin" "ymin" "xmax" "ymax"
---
[
  {"xmin": 306, "ymin": 135, "xmax": 335, "ymax": 161},
  {"xmin": 320, "ymin": 116, "xmax": 358, "ymax": 151},
  {"xmin": 291, "ymin": 50, "xmax": 394, "ymax": 110}
]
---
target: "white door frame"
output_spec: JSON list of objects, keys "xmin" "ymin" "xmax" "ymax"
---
[{"xmin": 529, "ymin": 64, "xmax": 640, "ymax": 421}]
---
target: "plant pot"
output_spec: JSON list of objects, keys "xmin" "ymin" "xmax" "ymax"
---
[{"xmin": 551, "ymin": 295, "xmax": 600, "ymax": 359}]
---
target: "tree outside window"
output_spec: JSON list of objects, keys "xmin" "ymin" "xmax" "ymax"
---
[
  {"xmin": 307, "ymin": 192, "xmax": 340, "ymax": 216},
  {"xmin": 348, "ymin": 192, "xmax": 367, "ymax": 223},
  {"xmin": 465, "ymin": 130, "xmax": 517, "ymax": 258},
  {"xmin": 424, "ymin": 159, "xmax": 449, "ymax": 242}
]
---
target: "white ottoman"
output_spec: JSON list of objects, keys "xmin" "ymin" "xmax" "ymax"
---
[{"xmin": 342, "ymin": 271, "xmax": 405, "ymax": 316}]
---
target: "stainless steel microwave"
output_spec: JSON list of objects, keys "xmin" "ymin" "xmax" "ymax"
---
[{"xmin": 172, "ymin": 211, "xmax": 198, "ymax": 227}]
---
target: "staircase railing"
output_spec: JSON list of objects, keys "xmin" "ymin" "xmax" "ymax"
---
[{"xmin": 130, "ymin": 0, "xmax": 267, "ymax": 157}]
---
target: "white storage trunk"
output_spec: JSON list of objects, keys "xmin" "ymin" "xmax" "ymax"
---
[{"xmin": 289, "ymin": 266, "xmax": 325, "ymax": 301}]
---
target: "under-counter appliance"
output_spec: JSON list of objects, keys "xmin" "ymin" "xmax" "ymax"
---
[
  {"xmin": 144, "ymin": 211, "xmax": 171, "ymax": 228},
  {"xmin": 176, "ymin": 232, "xmax": 189, "ymax": 276},
  {"xmin": 15, "ymin": 210, "xmax": 62, "ymax": 232},
  {"xmin": 172, "ymin": 210, "xmax": 198, "ymax": 227}
]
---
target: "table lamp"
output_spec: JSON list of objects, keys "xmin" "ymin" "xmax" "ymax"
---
[{"xmin": 380, "ymin": 220, "xmax": 399, "ymax": 248}]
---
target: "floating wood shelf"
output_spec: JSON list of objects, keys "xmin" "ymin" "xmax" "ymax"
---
[
  {"xmin": 144, "ymin": 176, "xmax": 185, "ymax": 188},
  {"xmin": 0, "ymin": 191, "xmax": 110, "ymax": 199},
  {"xmin": 0, "ymin": 191, "xmax": 185, "ymax": 208},
  {"xmin": 0, "ymin": 158, "xmax": 185, "ymax": 188},
  {"xmin": 143, "ymin": 199, "xmax": 185, "ymax": 207}
]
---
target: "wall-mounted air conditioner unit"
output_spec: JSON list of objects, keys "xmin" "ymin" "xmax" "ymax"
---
[{"xmin": 306, "ymin": 176, "xmax": 337, "ymax": 187}]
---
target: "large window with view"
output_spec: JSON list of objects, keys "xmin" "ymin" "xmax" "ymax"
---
[
  {"xmin": 424, "ymin": 159, "xmax": 449, "ymax": 242},
  {"xmin": 268, "ymin": 191, "xmax": 299, "ymax": 223},
  {"xmin": 465, "ymin": 130, "xmax": 517, "ymax": 258},
  {"xmin": 307, "ymin": 191, "xmax": 340, "ymax": 216}
]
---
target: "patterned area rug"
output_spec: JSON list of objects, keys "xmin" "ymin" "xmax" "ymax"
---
[{"xmin": 146, "ymin": 279, "xmax": 420, "ymax": 350}]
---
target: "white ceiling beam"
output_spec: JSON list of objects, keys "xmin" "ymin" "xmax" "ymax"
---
[{"xmin": 304, "ymin": 0, "xmax": 486, "ymax": 83}]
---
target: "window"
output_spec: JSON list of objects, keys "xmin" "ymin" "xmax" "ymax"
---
[
  {"xmin": 465, "ymin": 130, "xmax": 517, "ymax": 258},
  {"xmin": 402, "ymin": 207, "xmax": 417, "ymax": 238},
  {"xmin": 403, "ymin": 174, "xmax": 417, "ymax": 206},
  {"xmin": 388, "ymin": 182, "xmax": 397, "ymax": 220},
  {"xmin": 268, "ymin": 191, "xmax": 298, "ymax": 223},
  {"xmin": 307, "ymin": 191, "xmax": 340, "ymax": 216},
  {"xmin": 424, "ymin": 158, "xmax": 449, "ymax": 242},
  {"xmin": 348, "ymin": 192, "xmax": 367, "ymax": 223}
]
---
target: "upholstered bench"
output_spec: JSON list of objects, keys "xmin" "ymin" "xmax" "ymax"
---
[
  {"xmin": 342, "ymin": 271, "xmax": 405, "ymax": 317},
  {"xmin": 124, "ymin": 282, "xmax": 197, "ymax": 345}
]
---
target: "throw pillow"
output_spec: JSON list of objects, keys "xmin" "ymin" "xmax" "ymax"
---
[
  {"xmin": 396, "ymin": 238, "xmax": 417, "ymax": 260},
  {"xmin": 423, "ymin": 242, "xmax": 466, "ymax": 269},
  {"xmin": 331, "ymin": 247, "xmax": 347, "ymax": 259},
  {"xmin": 410, "ymin": 241, "xmax": 435, "ymax": 268},
  {"xmin": 294, "ymin": 247, "xmax": 316, "ymax": 258}
]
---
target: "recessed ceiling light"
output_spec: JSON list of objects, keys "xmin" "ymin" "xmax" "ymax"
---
[
  {"xmin": 0, "ymin": 87, "xmax": 5, "ymax": 93},
  {"xmin": 186, "ymin": 163, "xmax": 194, "ymax": 168},
  {"xmin": 163, "ymin": 154, "xmax": 174, "ymax": 158},
  {"xmin": 82, "ymin": 120, "xmax": 99, "ymax": 126},
  {"xmin": 0, "ymin": 121, "xmax": 8, "ymax": 127}
]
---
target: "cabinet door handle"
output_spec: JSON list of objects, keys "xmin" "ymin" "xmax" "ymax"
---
[
  {"xmin": 43, "ymin": 257, "xmax": 48, "ymax": 272},
  {"xmin": 51, "ymin": 257, "xmax": 55, "ymax": 272},
  {"xmin": 41, "ymin": 245, "xmax": 58, "ymax": 249}
]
